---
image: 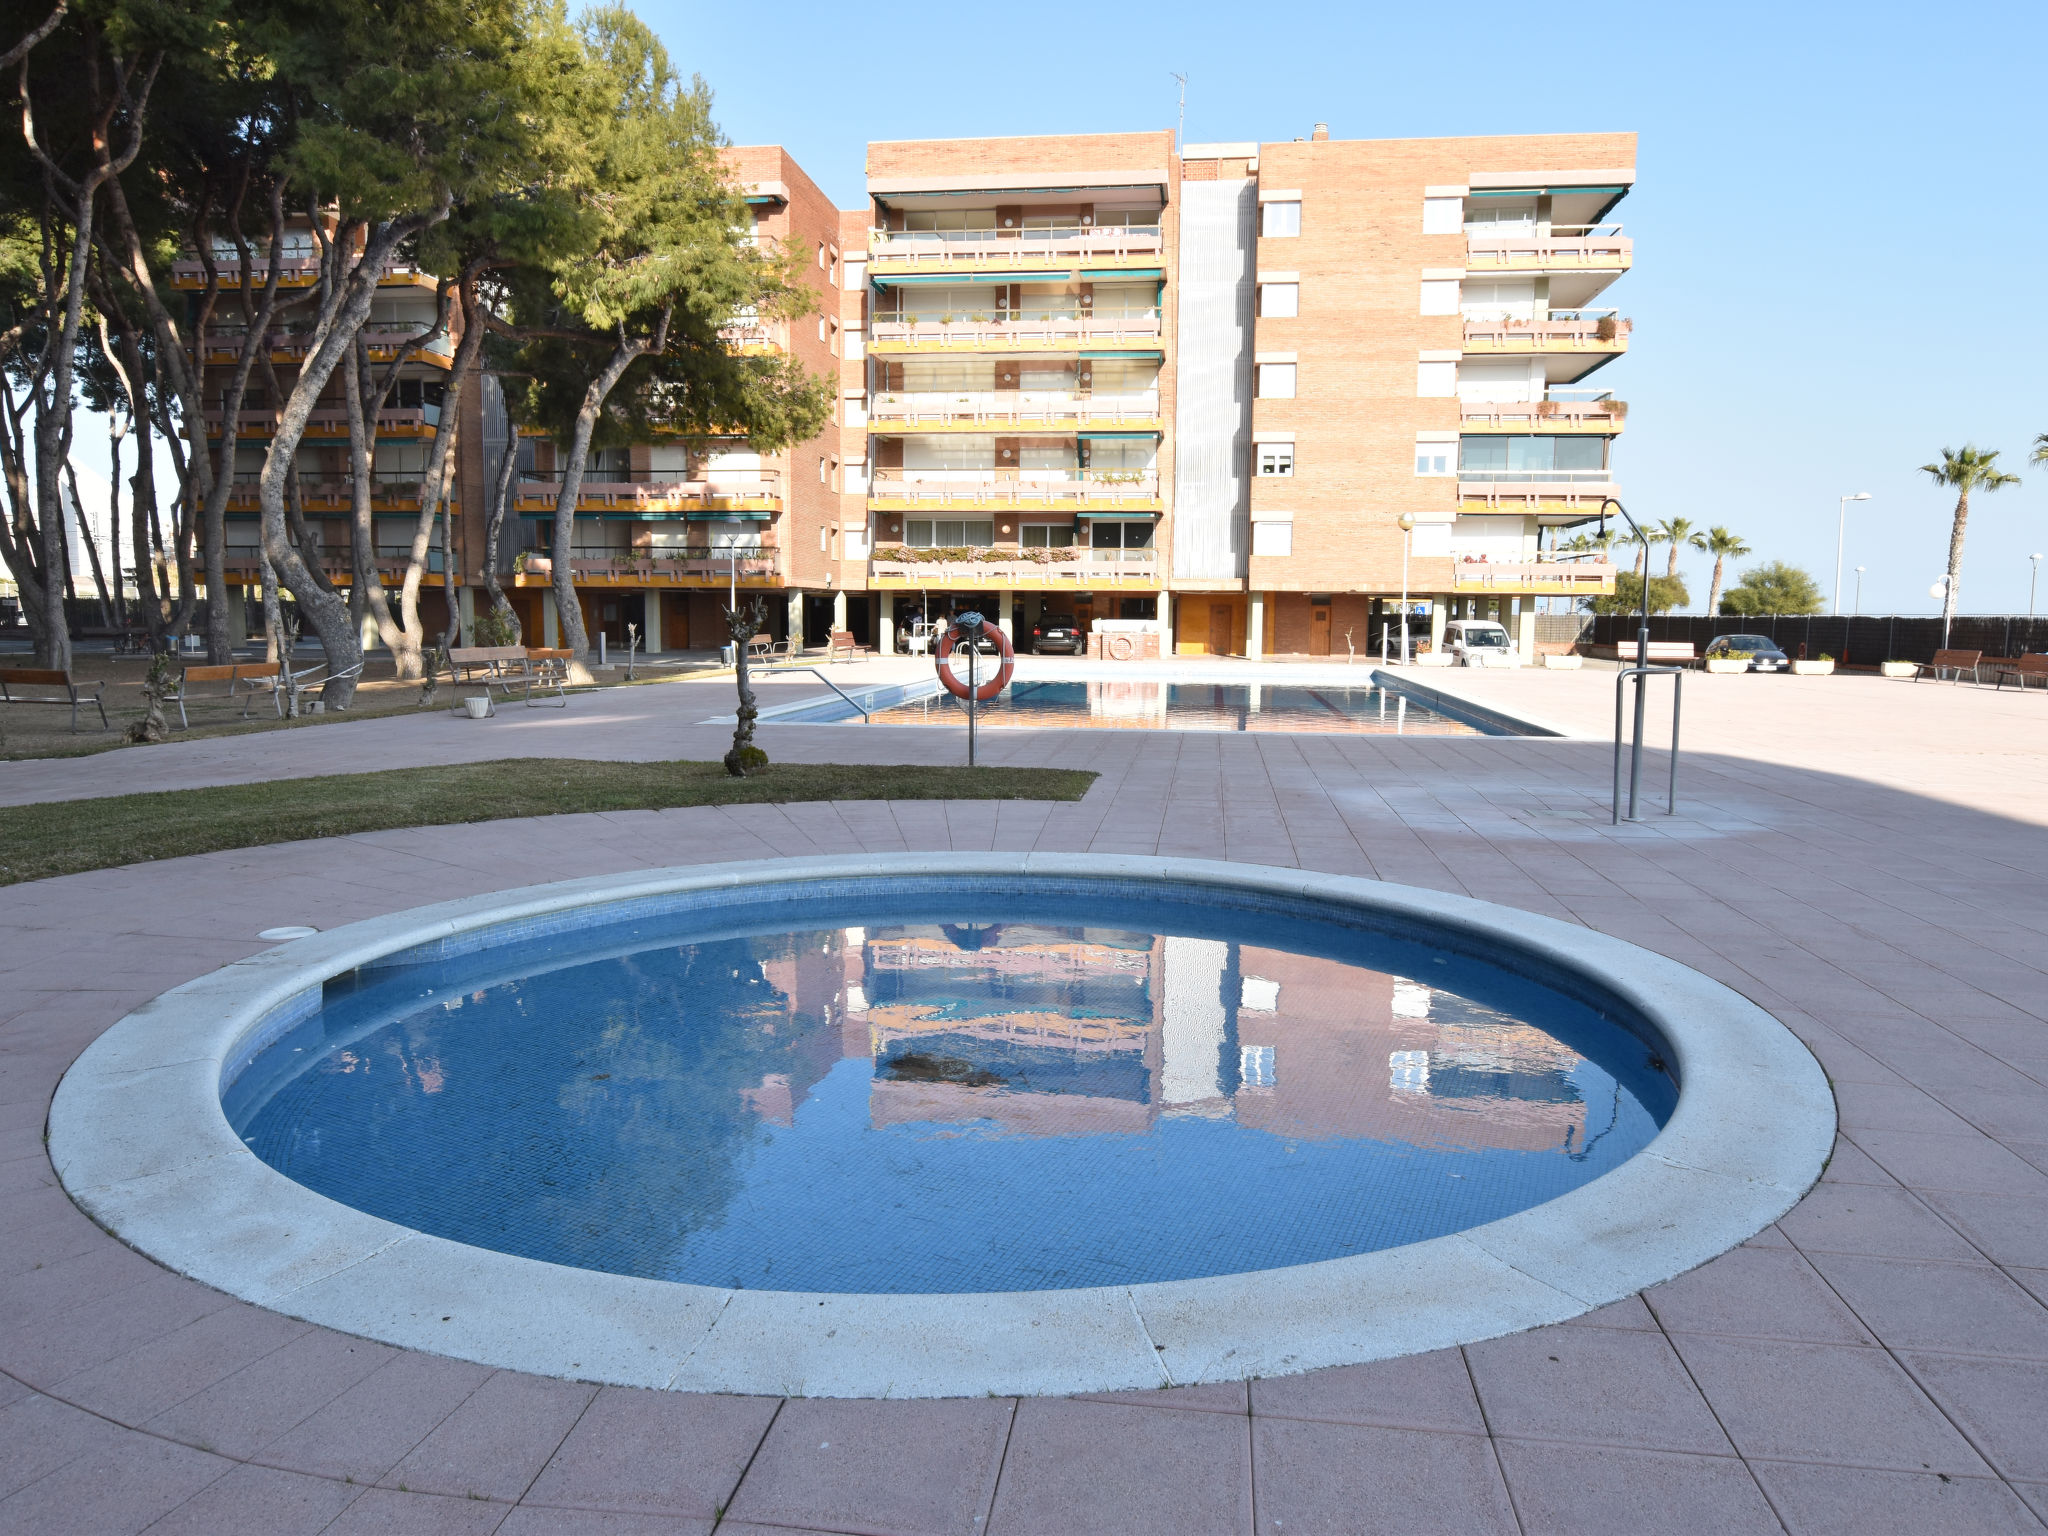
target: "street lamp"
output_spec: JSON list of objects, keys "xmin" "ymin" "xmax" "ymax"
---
[
  {"xmin": 2031, "ymin": 554, "xmax": 2044, "ymax": 620},
  {"xmin": 1397, "ymin": 513, "xmax": 1415, "ymax": 662},
  {"xmin": 1834, "ymin": 492, "xmax": 1871, "ymax": 615},
  {"xmin": 1929, "ymin": 575, "xmax": 1953, "ymax": 649},
  {"xmin": 1853, "ymin": 565, "xmax": 1866, "ymax": 616}
]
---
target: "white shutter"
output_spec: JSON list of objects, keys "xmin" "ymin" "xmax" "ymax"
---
[
  {"xmin": 1422, "ymin": 197, "xmax": 1463, "ymax": 235},
  {"xmin": 1415, "ymin": 360, "xmax": 1457, "ymax": 397},
  {"xmin": 1419, "ymin": 279, "xmax": 1459, "ymax": 316}
]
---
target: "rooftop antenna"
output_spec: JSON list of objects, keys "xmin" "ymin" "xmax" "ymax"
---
[{"xmin": 1170, "ymin": 72, "xmax": 1187, "ymax": 152}]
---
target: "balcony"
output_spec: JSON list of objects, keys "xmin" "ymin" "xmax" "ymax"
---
[
  {"xmin": 869, "ymin": 390, "xmax": 1162, "ymax": 433},
  {"xmin": 1451, "ymin": 558, "xmax": 1616, "ymax": 596},
  {"xmin": 868, "ymin": 469, "xmax": 1160, "ymax": 511},
  {"xmin": 1461, "ymin": 314, "xmax": 1630, "ymax": 357},
  {"xmin": 515, "ymin": 470, "xmax": 782, "ymax": 515},
  {"xmin": 1459, "ymin": 399, "xmax": 1626, "ymax": 434},
  {"xmin": 1464, "ymin": 225, "xmax": 1631, "ymax": 273},
  {"xmin": 203, "ymin": 406, "xmax": 441, "ymax": 440},
  {"xmin": 720, "ymin": 319, "xmax": 786, "ymax": 356},
  {"xmin": 170, "ymin": 254, "xmax": 435, "ymax": 290},
  {"xmin": 868, "ymin": 224, "xmax": 1164, "ymax": 276},
  {"xmin": 517, "ymin": 547, "xmax": 782, "ymax": 587},
  {"xmin": 869, "ymin": 546, "xmax": 1160, "ymax": 589},
  {"xmin": 222, "ymin": 472, "xmax": 444, "ymax": 512},
  {"xmin": 196, "ymin": 324, "xmax": 455, "ymax": 366},
  {"xmin": 867, "ymin": 316, "xmax": 1163, "ymax": 356}
]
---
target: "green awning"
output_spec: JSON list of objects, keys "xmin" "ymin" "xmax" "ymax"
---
[{"xmin": 1073, "ymin": 509, "xmax": 1159, "ymax": 520}]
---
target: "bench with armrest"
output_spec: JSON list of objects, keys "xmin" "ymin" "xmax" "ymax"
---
[
  {"xmin": 163, "ymin": 662, "xmax": 283, "ymax": 728},
  {"xmin": 446, "ymin": 645, "xmax": 567, "ymax": 709},
  {"xmin": 0, "ymin": 668, "xmax": 108, "ymax": 732},
  {"xmin": 1992, "ymin": 654, "xmax": 2048, "ymax": 692},
  {"xmin": 1916, "ymin": 649, "xmax": 1982, "ymax": 684},
  {"xmin": 826, "ymin": 629, "xmax": 872, "ymax": 661}
]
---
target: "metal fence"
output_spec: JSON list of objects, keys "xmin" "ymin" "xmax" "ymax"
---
[{"xmin": 1580, "ymin": 614, "xmax": 2048, "ymax": 666}]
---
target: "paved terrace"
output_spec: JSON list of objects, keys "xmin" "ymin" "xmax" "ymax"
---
[{"xmin": 3, "ymin": 665, "xmax": 2047, "ymax": 1533}]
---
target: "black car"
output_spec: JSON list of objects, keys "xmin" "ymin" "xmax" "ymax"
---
[
  {"xmin": 1704, "ymin": 633, "xmax": 1789, "ymax": 672},
  {"xmin": 1031, "ymin": 615, "xmax": 1083, "ymax": 655}
]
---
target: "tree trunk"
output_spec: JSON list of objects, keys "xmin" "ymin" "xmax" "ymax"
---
[
  {"xmin": 479, "ymin": 417, "xmax": 520, "ymax": 634},
  {"xmin": 1708, "ymin": 557, "xmax": 1726, "ymax": 618},
  {"xmin": 722, "ymin": 598, "xmax": 766, "ymax": 775},
  {"xmin": 397, "ymin": 275, "xmax": 483, "ymax": 672},
  {"xmin": 1943, "ymin": 489, "xmax": 1969, "ymax": 643},
  {"xmin": 343, "ymin": 338, "xmax": 404, "ymax": 661},
  {"xmin": 64, "ymin": 459, "xmax": 113, "ymax": 626}
]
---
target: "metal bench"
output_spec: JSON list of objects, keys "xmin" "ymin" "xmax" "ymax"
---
[
  {"xmin": 163, "ymin": 662, "xmax": 284, "ymax": 728},
  {"xmin": 446, "ymin": 645, "xmax": 568, "ymax": 710},
  {"xmin": 1917, "ymin": 648, "xmax": 1983, "ymax": 684},
  {"xmin": 0, "ymin": 667, "xmax": 109, "ymax": 732},
  {"xmin": 1992, "ymin": 654, "xmax": 2048, "ymax": 692}
]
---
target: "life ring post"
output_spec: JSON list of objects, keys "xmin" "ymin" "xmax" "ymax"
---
[{"xmin": 934, "ymin": 611, "xmax": 1015, "ymax": 766}]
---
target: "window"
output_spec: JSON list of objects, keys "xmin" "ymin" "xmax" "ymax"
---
[
  {"xmin": 1392, "ymin": 980, "xmax": 1432, "ymax": 1018},
  {"xmin": 1240, "ymin": 1045, "xmax": 1277, "ymax": 1087},
  {"xmin": 819, "ymin": 527, "xmax": 828, "ymax": 552},
  {"xmin": 1419, "ymin": 279, "xmax": 1459, "ymax": 316},
  {"xmin": 1259, "ymin": 282, "xmax": 1298, "ymax": 318},
  {"xmin": 1251, "ymin": 521, "xmax": 1293, "ymax": 557},
  {"xmin": 1415, "ymin": 447, "xmax": 1451, "ymax": 476},
  {"xmin": 1257, "ymin": 362, "xmax": 1296, "ymax": 398},
  {"xmin": 1389, "ymin": 1049, "xmax": 1430, "ymax": 1094},
  {"xmin": 1256, "ymin": 443, "xmax": 1294, "ymax": 477},
  {"xmin": 818, "ymin": 318, "xmax": 827, "ymax": 343},
  {"xmin": 1089, "ymin": 520, "xmax": 1153, "ymax": 550},
  {"xmin": 1021, "ymin": 523, "xmax": 1073, "ymax": 549},
  {"xmin": 1261, "ymin": 200, "xmax": 1301, "ymax": 238},
  {"xmin": 1416, "ymin": 359, "xmax": 1456, "ymax": 397},
  {"xmin": 903, "ymin": 519, "xmax": 995, "ymax": 548},
  {"xmin": 1240, "ymin": 977, "xmax": 1280, "ymax": 1012},
  {"xmin": 1421, "ymin": 197, "xmax": 1462, "ymax": 235},
  {"xmin": 1456, "ymin": 435, "xmax": 1609, "ymax": 476}
]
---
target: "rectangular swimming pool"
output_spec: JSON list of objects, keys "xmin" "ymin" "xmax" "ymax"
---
[{"xmin": 861, "ymin": 679, "xmax": 1492, "ymax": 735}]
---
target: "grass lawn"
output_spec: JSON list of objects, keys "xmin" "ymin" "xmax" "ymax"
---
[{"xmin": 0, "ymin": 758, "xmax": 1096, "ymax": 886}]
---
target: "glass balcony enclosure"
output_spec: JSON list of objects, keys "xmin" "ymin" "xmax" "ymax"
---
[{"xmin": 1457, "ymin": 434, "xmax": 1612, "ymax": 482}]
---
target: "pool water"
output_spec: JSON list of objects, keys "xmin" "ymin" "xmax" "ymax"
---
[
  {"xmin": 228, "ymin": 882, "xmax": 1673, "ymax": 1294},
  {"xmin": 865, "ymin": 679, "xmax": 1488, "ymax": 734}
]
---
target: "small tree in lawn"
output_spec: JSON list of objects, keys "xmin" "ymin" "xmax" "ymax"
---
[
  {"xmin": 1721, "ymin": 561, "xmax": 1824, "ymax": 616},
  {"xmin": 1919, "ymin": 445, "xmax": 2021, "ymax": 639},
  {"xmin": 722, "ymin": 596, "xmax": 767, "ymax": 776},
  {"xmin": 1700, "ymin": 526, "xmax": 1750, "ymax": 616}
]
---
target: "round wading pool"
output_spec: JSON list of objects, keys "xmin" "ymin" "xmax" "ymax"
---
[{"xmin": 51, "ymin": 855, "xmax": 1835, "ymax": 1398}]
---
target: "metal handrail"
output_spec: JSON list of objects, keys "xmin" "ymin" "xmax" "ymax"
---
[
  {"xmin": 1613, "ymin": 665, "xmax": 1683, "ymax": 823},
  {"xmin": 759, "ymin": 663, "xmax": 871, "ymax": 721}
]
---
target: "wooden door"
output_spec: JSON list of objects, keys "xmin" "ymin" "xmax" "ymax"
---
[
  {"xmin": 1208, "ymin": 602, "xmax": 1234, "ymax": 655},
  {"xmin": 1310, "ymin": 605, "xmax": 1332, "ymax": 656}
]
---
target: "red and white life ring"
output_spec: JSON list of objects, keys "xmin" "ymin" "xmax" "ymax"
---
[
  {"xmin": 1105, "ymin": 633, "xmax": 1136, "ymax": 661},
  {"xmin": 935, "ymin": 618, "xmax": 1014, "ymax": 702}
]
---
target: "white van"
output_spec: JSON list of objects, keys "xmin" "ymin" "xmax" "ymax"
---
[{"xmin": 1442, "ymin": 619, "xmax": 1522, "ymax": 667}]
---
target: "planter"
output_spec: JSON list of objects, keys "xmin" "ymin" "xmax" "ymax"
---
[
  {"xmin": 1881, "ymin": 661, "xmax": 1917, "ymax": 679},
  {"xmin": 1791, "ymin": 659, "xmax": 1836, "ymax": 676},
  {"xmin": 1541, "ymin": 652, "xmax": 1583, "ymax": 670},
  {"xmin": 1413, "ymin": 652, "xmax": 1455, "ymax": 668},
  {"xmin": 1704, "ymin": 658, "xmax": 1749, "ymax": 675}
]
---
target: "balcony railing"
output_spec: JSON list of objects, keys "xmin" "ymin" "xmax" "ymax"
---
[
  {"xmin": 1459, "ymin": 400, "xmax": 1627, "ymax": 432},
  {"xmin": 516, "ymin": 470, "xmax": 782, "ymax": 511},
  {"xmin": 1451, "ymin": 558, "xmax": 1617, "ymax": 594},
  {"xmin": 719, "ymin": 320, "xmax": 786, "ymax": 353},
  {"xmin": 203, "ymin": 406, "xmax": 441, "ymax": 438},
  {"xmin": 519, "ymin": 549, "xmax": 780, "ymax": 583},
  {"xmin": 170, "ymin": 254, "xmax": 433, "ymax": 288},
  {"xmin": 868, "ymin": 469, "xmax": 1159, "ymax": 506},
  {"xmin": 868, "ymin": 316, "xmax": 1162, "ymax": 350},
  {"xmin": 1465, "ymin": 225, "xmax": 1630, "ymax": 270},
  {"xmin": 195, "ymin": 324, "xmax": 454, "ymax": 363},
  {"xmin": 869, "ymin": 224, "xmax": 1164, "ymax": 270},
  {"xmin": 869, "ymin": 390, "xmax": 1161, "ymax": 428},
  {"xmin": 1456, "ymin": 467, "xmax": 1614, "ymax": 484},
  {"xmin": 870, "ymin": 547, "xmax": 1159, "ymax": 585},
  {"xmin": 1462, "ymin": 316, "xmax": 1631, "ymax": 352}
]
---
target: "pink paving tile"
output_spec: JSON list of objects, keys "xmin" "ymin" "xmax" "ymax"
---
[
  {"xmin": 380, "ymin": 1370, "xmax": 596, "ymax": 1503},
  {"xmin": 1075, "ymin": 1379, "xmax": 1249, "ymax": 1416},
  {"xmin": 497, "ymin": 1510, "xmax": 712, "ymax": 1536},
  {"xmin": 1251, "ymin": 1418, "xmax": 1517, "ymax": 1535},
  {"xmin": 0, "ymin": 1430, "xmax": 231, "ymax": 1536},
  {"xmin": 54, "ymin": 1298, "xmax": 309, "ymax": 1425},
  {"xmin": 1463, "ymin": 1324, "xmax": 1731, "ymax": 1454},
  {"xmin": 320, "ymin": 1485, "xmax": 511, "ymax": 1534},
  {"xmin": 1851, "ymin": 1130, "xmax": 2048, "ymax": 1198},
  {"xmin": 519, "ymin": 1386, "xmax": 776, "ymax": 1519},
  {"xmin": 0, "ymin": 1391, "xmax": 123, "ymax": 1502},
  {"xmin": 1556, "ymin": 1295, "xmax": 1662, "ymax": 1331},
  {"xmin": 723, "ymin": 1396, "xmax": 1010, "ymax": 1536},
  {"xmin": 1667, "ymin": 1335, "xmax": 1990, "ymax": 1474},
  {"xmin": 1644, "ymin": 1245, "xmax": 1876, "ymax": 1345},
  {"xmin": 987, "ymin": 1399, "xmax": 1251, "ymax": 1536},
  {"xmin": 1817, "ymin": 1139, "xmax": 1900, "ymax": 1186},
  {"xmin": 1808, "ymin": 1253, "xmax": 2048, "ymax": 1359},
  {"xmin": 1902, "ymin": 1350, "xmax": 2048, "ymax": 1482},
  {"xmin": 3, "ymin": 1270, "xmax": 230, "ymax": 1388},
  {"xmin": 252, "ymin": 1350, "xmax": 494, "ymax": 1483},
  {"xmin": 143, "ymin": 1462, "xmax": 362, "ymax": 1536},
  {"xmin": 1749, "ymin": 1461, "xmax": 2044, "ymax": 1535},
  {"xmin": 145, "ymin": 1326, "xmax": 393, "ymax": 1459},
  {"xmin": 1776, "ymin": 1181, "xmax": 1986, "ymax": 1262},
  {"xmin": 1492, "ymin": 1441, "xmax": 1779, "ymax": 1536},
  {"xmin": 1248, "ymin": 1346, "xmax": 1484, "ymax": 1434}
]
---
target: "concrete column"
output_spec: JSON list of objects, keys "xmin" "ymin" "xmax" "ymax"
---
[
  {"xmin": 642, "ymin": 589, "xmax": 663, "ymax": 653},
  {"xmin": 359, "ymin": 609, "xmax": 381, "ymax": 652},
  {"xmin": 1429, "ymin": 601, "xmax": 1447, "ymax": 655},
  {"xmin": 1246, "ymin": 591, "xmax": 1265, "ymax": 661},
  {"xmin": 786, "ymin": 590, "xmax": 803, "ymax": 648},
  {"xmin": 226, "ymin": 585, "xmax": 247, "ymax": 644},
  {"xmin": 1162, "ymin": 594, "xmax": 1177, "ymax": 654},
  {"xmin": 457, "ymin": 586, "xmax": 476, "ymax": 643},
  {"xmin": 831, "ymin": 589, "xmax": 847, "ymax": 632},
  {"xmin": 998, "ymin": 588, "xmax": 1014, "ymax": 640},
  {"xmin": 878, "ymin": 596, "xmax": 895, "ymax": 656},
  {"xmin": 543, "ymin": 590, "xmax": 559, "ymax": 647}
]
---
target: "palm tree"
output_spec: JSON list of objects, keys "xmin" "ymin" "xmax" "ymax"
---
[
  {"xmin": 1661, "ymin": 516, "xmax": 1700, "ymax": 581},
  {"xmin": 1701, "ymin": 526, "xmax": 1750, "ymax": 616},
  {"xmin": 2032, "ymin": 432, "xmax": 2047, "ymax": 468},
  {"xmin": 1919, "ymin": 446, "xmax": 2021, "ymax": 641}
]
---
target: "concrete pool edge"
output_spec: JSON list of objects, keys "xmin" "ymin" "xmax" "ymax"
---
[{"xmin": 48, "ymin": 853, "xmax": 1835, "ymax": 1400}]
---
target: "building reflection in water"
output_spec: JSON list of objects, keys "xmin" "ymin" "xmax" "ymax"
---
[{"xmin": 738, "ymin": 922, "xmax": 1592, "ymax": 1155}]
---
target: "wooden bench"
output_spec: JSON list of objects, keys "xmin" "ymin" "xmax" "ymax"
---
[
  {"xmin": 1917, "ymin": 648, "xmax": 1982, "ymax": 684},
  {"xmin": 1992, "ymin": 654, "xmax": 2048, "ymax": 692},
  {"xmin": 826, "ymin": 629, "xmax": 871, "ymax": 661},
  {"xmin": 163, "ymin": 662, "xmax": 283, "ymax": 728},
  {"xmin": 446, "ymin": 645, "xmax": 567, "ymax": 710},
  {"xmin": 0, "ymin": 668, "xmax": 108, "ymax": 732}
]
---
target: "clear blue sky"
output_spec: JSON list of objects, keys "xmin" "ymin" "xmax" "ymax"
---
[{"xmin": 651, "ymin": 0, "xmax": 2048, "ymax": 616}]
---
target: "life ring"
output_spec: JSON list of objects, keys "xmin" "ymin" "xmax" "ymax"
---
[
  {"xmin": 935, "ymin": 617, "xmax": 1014, "ymax": 702},
  {"xmin": 1105, "ymin": 633, "xmax": 1135, "ymax": 661}
]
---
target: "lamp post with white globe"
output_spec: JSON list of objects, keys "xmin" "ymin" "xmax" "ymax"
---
[
  {"xmin": 1930, "ymin": 575, "xmax": 1953, "ymax": 649},
  {"xmin": 1398, "ymin": 512, "xmax": 1415, "ymax": 662},
  {"xmin": 1834, "ymin": 492, "xmax": 1870, "ymax": 614},
  {"xmin": 2030, "ymin": 554, "xmax": 2043, "ymax": 620},
  {"xmin": 1853, "ymin": 566, "xmax": 1866, "ymax": 617}
]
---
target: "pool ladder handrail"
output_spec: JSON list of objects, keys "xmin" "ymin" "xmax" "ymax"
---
[{"xmin": 761, "ymin": 663, "xmax": 872, "ymax": 721}]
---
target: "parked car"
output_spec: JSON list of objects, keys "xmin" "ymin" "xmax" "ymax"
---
[
  {"xmin": 1031, "ymin": 615, "xmax": 1084, "ymax": 655},
  {"xmin": 1442, "ymin": 619, "xmax": 1521, "ymax": 667},
  {"xmin": 1703, "ymin": 634, "xmax": 1789, "ymax": 672}
]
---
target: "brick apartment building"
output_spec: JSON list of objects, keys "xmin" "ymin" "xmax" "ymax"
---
[{"xmin": 192, "ymin": 127, "xmax": 1629, "ymax": 660}]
